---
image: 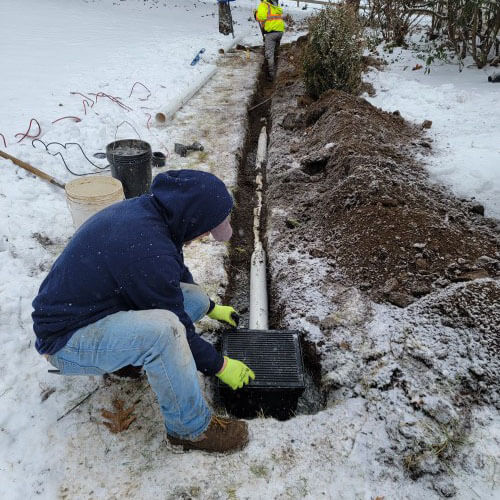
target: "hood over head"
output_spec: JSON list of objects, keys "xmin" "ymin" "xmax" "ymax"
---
[{"xmin": 151, "ymin": 170, "xmax": 233, "ymax": 245}]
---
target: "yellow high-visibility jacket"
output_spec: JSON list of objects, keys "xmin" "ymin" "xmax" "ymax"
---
[{"xmin": 255, "ymin": 1, "xmax": 285, "ymax": 33}]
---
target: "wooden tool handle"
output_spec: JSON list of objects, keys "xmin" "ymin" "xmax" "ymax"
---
[{"xmin": 0, "ymin": 150, "xmax": 65, "ymax": 189}]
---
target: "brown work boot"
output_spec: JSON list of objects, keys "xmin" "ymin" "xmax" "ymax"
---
[{"xmin": 167, "ymin": 415, "xmax": 249, "ymax": 453}]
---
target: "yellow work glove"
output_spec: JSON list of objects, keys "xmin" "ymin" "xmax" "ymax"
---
[
  {"xmin": 216, "ymin": 356, "xmax": 255, "ymax": 390},
  {"xmin": 207, "ymin": 304, "xmax": 239, "ymax": 327}
]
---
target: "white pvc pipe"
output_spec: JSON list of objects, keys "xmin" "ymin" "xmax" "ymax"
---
[
  {"xmin": 154, "ymin": 33, "xmax": 248, "ymax": 125},
  {"xmin": 155, "ymin": 67, "xmax": 217, "ymax": 124},
  {"xmin": 256, "ymin": 125, "xmax": 267, "ymax": 166},
  {"xmin": 249, "ymin": 126, "xmax": 269, "ymax": 330},
  {"xmin": 249, "ymin": 242, "xmax": 269, "ymax": 330}
]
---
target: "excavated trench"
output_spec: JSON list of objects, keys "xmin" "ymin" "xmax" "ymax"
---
[{"xmin": 219, "ymin": 55, "xmax": 325, "ymax": 420}]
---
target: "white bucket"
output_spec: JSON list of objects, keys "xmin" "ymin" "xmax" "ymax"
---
[{"xmin": 65, "ymin": 176, "xmax": 124, "ymax": 229}]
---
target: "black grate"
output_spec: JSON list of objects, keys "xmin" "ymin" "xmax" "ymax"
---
[
  {"xmin": 221, "ymin": 330, "xmax": 305, "ymax": 388},
  {"xmin": 218, "ymin": 329, "xmax": 305, "ymax": 420}
]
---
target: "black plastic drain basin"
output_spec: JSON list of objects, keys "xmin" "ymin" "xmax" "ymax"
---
[{"xmin": 219, "ymin": 329, "xmax": 305, "ymax": 420}]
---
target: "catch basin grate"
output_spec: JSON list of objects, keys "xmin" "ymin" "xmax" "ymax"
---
[{"xmin": 218, "ymin": 329, "xmax": 305, "ymax": 420}]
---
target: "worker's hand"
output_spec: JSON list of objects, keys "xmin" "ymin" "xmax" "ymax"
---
[
  {"xmin": 216, "ymin": 356, "xmax": 255, "ymax": 390},
  {"xmin": 208, "ymin": 304, "xmax": 239, "ymax": 327}
]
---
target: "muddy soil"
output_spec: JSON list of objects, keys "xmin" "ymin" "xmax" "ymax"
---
[
  {"xmin": 264, "ymin": 40, "xmax": 500, "ymax": 495},
  {"xmin": 270, "ymin": 55, "xmax": 499, "ymax": 310}
]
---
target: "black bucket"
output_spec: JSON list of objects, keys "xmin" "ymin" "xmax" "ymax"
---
[{"xmin": 106, "ymin": 139, "xmax": 152, "ymax": 198}]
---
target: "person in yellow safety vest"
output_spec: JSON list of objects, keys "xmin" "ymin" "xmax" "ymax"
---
[{"xmin": 254, "ymin": 0, "xmax": 285, "ymax": 81}]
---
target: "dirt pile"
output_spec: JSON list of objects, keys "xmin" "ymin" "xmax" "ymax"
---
[
  {"xmin": 264, "ymin": 43, "xmax": 500, "ymax": 495},
  {"xmin": 271, "ymin": 86, "xmax": 499, "ymax": 308}
]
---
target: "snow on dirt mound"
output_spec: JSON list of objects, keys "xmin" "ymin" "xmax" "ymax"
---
[
  {"xmin": 265, "ymin": 44, "xmax": 500, "ymax": 496},
  {"xmin": 270, "ymin": 83, "xmax": 499, "ymax": 309}
]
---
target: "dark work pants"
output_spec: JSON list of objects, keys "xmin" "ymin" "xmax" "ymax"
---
[{"xmin": 264, "ymin": 31, "xmax": 283, "ymax": 78}]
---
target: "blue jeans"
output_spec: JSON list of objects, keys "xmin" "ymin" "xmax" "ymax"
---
[{"xmin": 47, "ymin": 283, "xmax": 212, "ymax": 439}]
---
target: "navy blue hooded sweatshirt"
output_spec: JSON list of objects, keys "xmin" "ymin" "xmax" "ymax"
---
[{"xmin": 32, "ymin": 170, "xmax": 233, "ymax": 375}]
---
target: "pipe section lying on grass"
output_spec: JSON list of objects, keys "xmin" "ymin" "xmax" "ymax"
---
[
  {"xmin": 155, "ymin": 67, "xmax": 217, "ymax": 124},
  {"xmin": 155, "ymin": 34, "xmax": 247, "ymax": 125}
]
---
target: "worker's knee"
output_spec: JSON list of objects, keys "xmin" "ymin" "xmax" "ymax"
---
[
  {"xmin": 180, "ymin": 283, "xmax": 210, "ymax": 323},
  {"xmin": 138, "ymin": 309, "xmax": 187, "ymax": 352}
]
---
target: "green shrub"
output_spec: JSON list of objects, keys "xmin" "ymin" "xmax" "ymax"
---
[{"xmin": 303, "ymin": 5, "xmax": 364, "ymax": 99}]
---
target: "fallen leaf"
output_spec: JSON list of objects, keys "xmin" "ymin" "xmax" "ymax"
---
[
  {"xmin": 101, "ymin": 398, "xmax": 136, "ymax": 433},
  {"xmin": 412, "ymin": 64, "xmax": 423, "ymax": 71}
]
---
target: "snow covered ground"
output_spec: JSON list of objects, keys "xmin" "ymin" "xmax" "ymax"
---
[
  {"xmin": 0, "ymin": 1, "xmax": 308, "ymax": 499},
  {"xmin": 1, "ymin": 1, "xmax": 498, "ymax": 499},
  {"xmin": 364, "ymin": 40, "xmax": 500, "ymax": 220}
]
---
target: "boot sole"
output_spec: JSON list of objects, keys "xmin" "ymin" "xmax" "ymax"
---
[{"xmin": 167, "ymin": 433, "xmax": 249, "ymax": 453}]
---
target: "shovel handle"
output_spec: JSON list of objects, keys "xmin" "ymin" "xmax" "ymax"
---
[{"xmin": 0, "ymin": 150, "xmax": 65, "ymax": 189}]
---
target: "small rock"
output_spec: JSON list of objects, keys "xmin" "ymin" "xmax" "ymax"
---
[
  {"xmin": 469, "ymin": 365, "xmax": 485, "ymax": 377},
  {"xmin": 387, "ymin": 291, "xmax": 414, "ymax": 307},
  {"xmin": 419, "ymin": 141, "xmax": 432, "ymax": 149},
  {"xmin": 285, "ymin": 218, "xmax": 300, "ymax": 229},
  {"xmin": 218, "ymin": 48, "xmax": 225, "ymax": 54},
  {"xmin": 470, "ymin": 202, "xmax": 485, "ymax": 216},
  {"xmin": 359, "ymin": 282, "xmax": 372, "ymax": 290},
  {"xmin": 432, "ymin": 478, "xmax": 457, "ymax": 498},
  {"xmin": 380, "ymin": 196, "xmax": 398, "ymax": 207},
  {"xmin": 368, "ymin": 180, "xmax": 380, "ymax": 194},
  {"xmin": 413, "ymin": 242, "xmax": 427, "ymax": 249},
  {"xmin": 392, "ymin": 110, "xmax": 401, "ymax": 116},
  {"xmin": 435, "ymin": 349, "xmax": 448, "ymax": 360},
  {"xmin": 309, "ymin": 248, "xmax": 324, "ymax": 258},
  {"xmin": 410, "ymin": 284, "xmax": 431, "ymax": 297},
  {"xmin": 434, "ymin": 277, "xmax": 450, "ymax": 288},
  {"xmin": 382, "ymin": 277, "xmax": 399, "ymax": 294},
  {"xmin": 421, "ymin": 119, "xmax": 433, "ymax": 129},
  {"xmin": 415, "ymin": 258, "xmax": 429, "ymax": 269}
]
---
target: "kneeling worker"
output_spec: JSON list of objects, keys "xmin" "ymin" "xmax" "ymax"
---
[
  {"xmin": 32, "ymin": 169, "xmax": 254, "ymax": 453},
  {"xmin": 255, "ymin": 0, "xmax": 285, "ymax": 81}
]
